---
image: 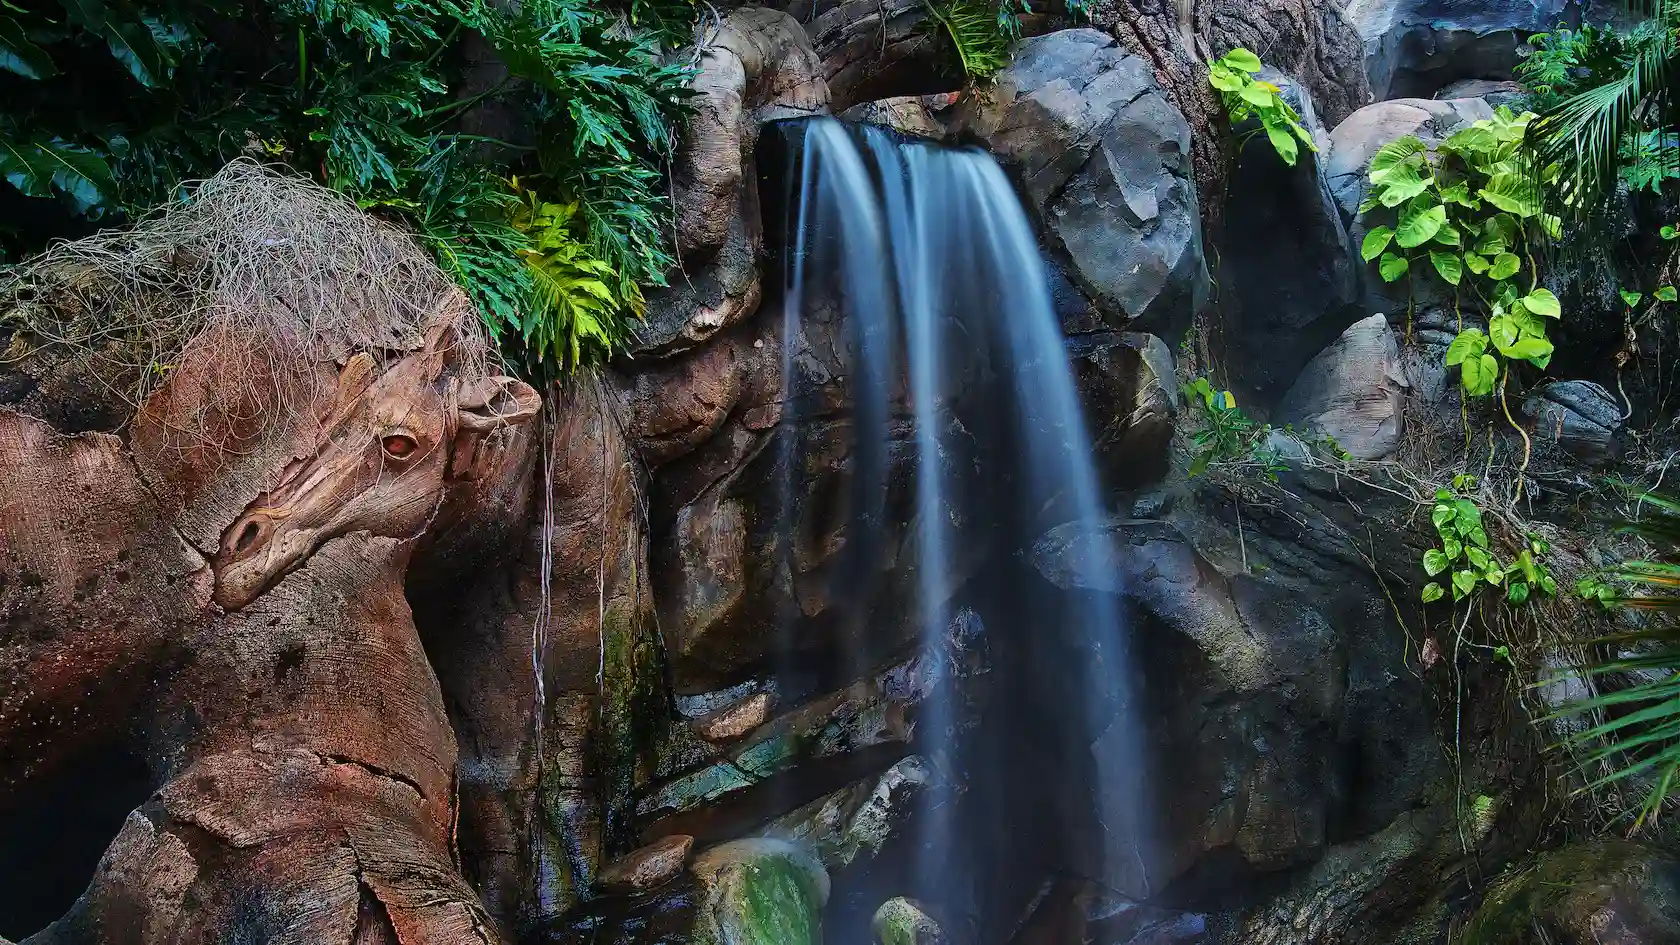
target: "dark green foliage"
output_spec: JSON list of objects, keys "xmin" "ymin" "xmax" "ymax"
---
[
  {"xmin": 1557, "ymin": 490, "xmax": 1680, "ymax": 829},
  {"xmin": 922, "ymin": 0, "xmax": 1087, "ymax": 79},
  {"xmin": 1525, "ymin": 5, "xmax": 1680, "ymax": 211},
  {"xmin": 0, "ymin": 0, "xmax": 698, "ymax": 377}
]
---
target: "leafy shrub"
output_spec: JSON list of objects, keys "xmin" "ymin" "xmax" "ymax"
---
[
  {"xmin": 1359, "ymin": 108, "xmax": 1565, "ymax": 399},
  {"xmin": 0, "ymin": 0, "xmax": 696, "ymax": 377},
  {"xmin": 1420, "ymin": 475, "xmax": 1557, "ymax": 605},
  {"xmin": 1207, "ymin": 48, "xmax": 1317, "ymax": 166},
  {"xmin": 921, "ymin": 0, "xmax": 1087, "ymax": 79},
  {"xmin": 1179, "ymin": 377, "xmax": 1289, "ymax": 480},
  {"xmin": 1555, "ymin": 490, "xmax": 1680, "ymax": 827}
]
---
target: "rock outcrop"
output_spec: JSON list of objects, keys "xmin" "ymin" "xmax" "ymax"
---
[
  {"xmin": 1275, "ymin": 313, "xmax": 1408, "ymax": 460},
  {"xmin": 1348, "ymin": 0, "xmax": 1580, "ymax": 100}
]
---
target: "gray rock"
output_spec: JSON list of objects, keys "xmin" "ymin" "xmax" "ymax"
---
[
  {"xmin": 873, "ymin": 898, "xmax": 947, "ymax": 945},
  {"xmin": 599, "ymin": 834, "xmax": 695, "ymax": 892},
  {"xmin": 1347, "ymin": 0, "xmax": 1581, "ymax": 100},
  {"xmin": 1219, "ymin": 67, "xmax": 1365, "ymax": 406},
  {"xmin": 840, "ymin": 93, "xmax": 956, "ymax": 140},
  {"xmin": 953, "ymin": 29, "xmax": 1208, "ymax": 343},
  {"xmin": 1275, "ymin": 313, "xmax": 1409, "ymax": 459},
  {"xmin": 764, "ymin": 756, "xmax": 932, "ymax": 870},
  {"xmin": 690, "ymin": 839, "xmax": 829, "ymax": 945},
  {"xmin": 1067, "ymin": 331, "xmax": 1178, "ymax": 490},
  {"xmin": 1522, "ymin": 379, "xmax": 1626, "ymax": 467},
  {"xmin": 1434, "ymin": 77, "xmax": 1530, "ymax": 107}
]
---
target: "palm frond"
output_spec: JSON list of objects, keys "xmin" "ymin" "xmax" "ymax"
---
[{"xmin": 923, "ymin": 0, "xmax": 1011, "ymax": 79}]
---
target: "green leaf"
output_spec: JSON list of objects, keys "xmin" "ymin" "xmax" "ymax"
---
[
  {"xmin": 0, "ymin": 134, "xmax": 116, "ymax": 215},
  {"xmin": 1445, "ymin": 328, "xmax": 1486, "ymax": 366},
  {"xmin": 1467, "ymin": 546, "xmax": 1492, "ymax": 571},
  {"xmin": 1424, "ymin": 549, "xmax": 1450, "ymax": 576},
  {"xmin": 0, "ymin": 15, "xmax": 55, "ymax": 79},
  {"xmin": 1622, "ymin": 289, "xmax": 1645, "ymax": 308},
  {"xmin": 1239, "ymin": 82, "xmax": 1276, "ymax": 108},
  {"xmin": 1439, "ymin": 180, "xmax": 1477, "ymax": 207},
  {"xmin": 1481, "ymin": 171, "xmax": 1541, "ymax": 217},
  {"xmin": 1664, "ymin": 225, "xmax": 1679, "ymax": 241},
  {"xmin": 1220, "ymin": 47, "xmax": 1263, "ymax": 73},
  {"xmin": 1540, "ymin": 574, "xmax": 1556, "ymax": 596},
  {"xmin": 1505, "ymin": 335, "xmax": 1555, "ymax": 364},
  {"xmin": 1465, "ymin": 253, "xmax": 1490, "ymax": 275},
  {"xmin": 1430, "ymin": 250, "xmax": 1463, "ymax": 285},
  {"xmin": 1433, "ymin": 504, "xmax": 1456, "ymax": 528},
  {"xmin": 1659, "ymin": 286, "xmax": 1678, "ymax": 303},
  {"xmin": 1461, "ymin": 352, "xmax": 1500, "ymax": 397},
  {"xmin": 1452, "ymin": 569, "xmax": 1479, "ymax": 600},
  {"xmin": 1489, "ymin": 252, "xmax": 1522, "ymax": 281},
  {"xmin": 1422, "ymin": 582, "xmax": 1445, "ymax": 603},
  {"xmin": 1375, "ymin": 163, "xmax": 1431, "ymax": 206},
  {"xmin": 60, "ymin": 0, "xmax": 177, "ymax": 87},
  {"xmin": 1208, "ymin": 64, "xmax": 1244, "ymax": 92},
  {"xmin": 1265, "ymin": 123, "xmax": 1300, "ymax": 166},
  {"xmin": 1508, "ymin": 580, "xmax": 1531, "ymax": 604},
  {"xmin": 1434, "ymin": 222, "xmax": 1463, "ymax": 247},
  {"xmin": 1396, "ymin": 202, "xmax": 1448, "ymax": 248},
  {"xmin": 1522, "ymin": 288, "xmax": 1561, "ymax": 318},
  {"xmin": 1379, "ymin": 251, "xmax": 1408, "ymax": 282},
  {"xmin": 1361, "ymin": 226, "xmax": 1395, "ymax": 262},
  {"xmin": 1489, "ymin": 311, "xmax": 1520, "ymax": 351},
  {"xmin": 1368, "ymin": 136, "xmax": 1426, "ymax": 182}
]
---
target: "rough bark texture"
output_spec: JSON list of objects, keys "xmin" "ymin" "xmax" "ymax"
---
[
  {"xmin": 2, "ymin": 295, "xmax": 541, "ymax": 943},
  {"xmin": 1087, "ymin": 0, "xmax": 1368, "ymax": 229}
]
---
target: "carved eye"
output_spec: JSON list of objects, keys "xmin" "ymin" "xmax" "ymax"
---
[{"xmin": 382, "ymin": 434, "xmax": 418, "ymax": 459}]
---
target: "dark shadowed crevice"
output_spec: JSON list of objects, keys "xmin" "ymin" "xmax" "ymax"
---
[{"xmin": 0, "ymin": 740, "xmax": 153, "ymax": 939}]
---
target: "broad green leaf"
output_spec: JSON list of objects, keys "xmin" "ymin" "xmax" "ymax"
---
[
  {"xmin": 1489, "ymin": 252, "xmax": 1521, "ymax": 281},
  {"xmin": 1622, "ymin": 289, "xmax": 1645, "ymax": 308},
  {"xmin": 1659, "ymin": 286, "xmax": 1678, "ymax": 303},
  {"xmin": 1465, "ymin": 252, "xmax": 1490, "ymax": 275},
  {"xmin": 1239, "ymin": 82, "xmax": 1276, "ymax": 108},
  {"xmin": 1220, "ymin": 47, "xmax": 1263, "ymax": 73},
  {"xmin": 1434, "ymin": 223, "xmax": 1462, "ymax": 247},
  {"xmin": 1505, "ymin": 335, "xmax": 1554, "ymax": 364},
  {"xmin": 1439, "ymin": 180, "xmax": 1477, "ymax": 207},
  {"xmin": 1431, "ymin": 251, "xmax": 1462, "ymax": 285},
  {"xmin": 1467, "ymin": 547, "xmax": 1492, "ymax": 571},
  {"xmin": 1664, "ymin": 225, "xmax": 1679, "ymax": 240},
  {"xmin": 1540, "ymin": 574, "xmax": 1556, "ymax": 596},
  {"xmin": 1376, "ymin": 164, "xmax": 1430, "ymax": 206},
  {"xmin": 1507, "ymin": 581, "xmax": 1530, "ymax": 604},
  {"xmin": 1208, "ymin": 65, "xmax": 1244, "ymax": 92},
  {"xmin": 60, "ymin": 0, "xmax": 177, "ymax": 87},
  {"xmin": 1452, "ymin": 569, "xmax": 1479, "ymax": 600},
  {"xmin": 1444, "ymin": 537, "xmax": 1464, "ymax": 561},
  {"xmin": 1489, "ymin": 312, "xmax": 1519, "ymax": 351},
  {"xmin": 0, "ymin": 135, "xmax": 116, "ymax": 215},
  {"xmin": 1432, "ymin": 504, "xmax": 1456, "ymax": 528},
  {"xmin": 1265, "ymin": 124, "xmax": 1300, "ymax": 166},
  {"xmin": 1379, "ymin": 251, "xmax": 1408, "ymax": 282},
  {"xmin": 1422, "ymin": 582, "xmax": 1445, "ymax": 603},
  {"xmin": 1485, "ymin": 568, "xmax": 1504, "ymax": 585},
  {"xmin": 1481, "ymin": 171, "xmax": 1541, "ymax": 217},
  {"xmin": 1443, "ymin": 124, "xmax": 1497, "ymax": 154},
  {"xmin": 1361, "ymin": 226, "xmax": 1394, "ymax": 262},
  {"xmin": 1461, "ymin": 352, "xmax": 1499, "ymax": 396},
  {"xmin": 0, "ymin": 15, "xmax": 55, "ymax": 79},
  {"xmin": 1396, "ymin": 202, "xmax": 1447, "ymax": 248},
  {"xmin": 1423, "ymin": 549, "xmax": 1450, "ymax": 576},
  {"xmin": 1522, "ymin": 288, "xmax": 1561, "ymax": 318},
  {"xmin": 1445, "ymin": 328, "xmax": 1486, "ymax": 366},
  {"xmin": 1467, "ymin": 525, "xmax": 1489, "ymax": 549},
  {"xmin": 1368, "ymin": 136, "xmax": 1426, "ymax": 183}
]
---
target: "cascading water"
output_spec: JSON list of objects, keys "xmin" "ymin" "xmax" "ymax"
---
[{"xmin": 776, "ymin": 116, "xmax": 1154, "ymax": 933}]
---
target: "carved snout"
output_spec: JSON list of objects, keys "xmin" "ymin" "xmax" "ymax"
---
[{"xmin": 211, "ymin": 508, "xmax": 321, "ymax": 611}]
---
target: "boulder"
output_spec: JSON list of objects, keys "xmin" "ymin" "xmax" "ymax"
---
[
  {"xmin": 1217, "ymin": 66, "xmax": 1364, "ymax": 406},
  {"xmin": 1522, "ymin": 379, "xmax": 1627, "ymax": 468},
  {"xmin": 636, "ymin": 8, "xmax": 828, "ymax": 358},
  {"xmin": 953, "ymin": 29, "xmax": 1208, "ymax": 343},
  {"xmin": 763, "ymin": 755, "xmax": 932, "ymax": 870},
  {"xmin": 840, "ymin": 93, "xmax": 957, "ymax": 140},
  {"xmin": 873, "ymin": 898, "xmax": 947, "ymax": 945},
  {"xmin": 1347, "ymin": 0, "xmax": 1581, "ymax": 101},
  {"xmin": 802, "ymin": 0, "xmax": 940, "ymax": 111},
  {"xmin": 1434, "ymin": 77, "xmax": 1529, "ymax": 108},
  {"xmin": 1275, "ymin": 313, "xmax": 1408, "ymax": 460},
  {"xmin": 1463, "ymin": 841, "xmax": 1680, "ymax": 944},
  {"xmin": 690, "ymin": 839, "xmax": 830, "ymax": 945},
  {"xmin": 1067, "ymin": 331, "xmax": 1178, "ymax": 490},
  {"xmin": 599, "ymin": 835, "xmax": 696, "ymax": 892}
]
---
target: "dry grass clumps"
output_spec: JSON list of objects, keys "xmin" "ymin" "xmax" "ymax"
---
[{"xmin": 0, "ymin": 159, "xmax": 495, "ymax": 439}]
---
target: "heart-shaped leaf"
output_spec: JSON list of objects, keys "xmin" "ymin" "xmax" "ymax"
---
[
  {"xmin": 1362, "ymin": 226, "xmax": 1395, "ymax": 261},
  {"xmin": 1430, "ymin": 250, "xmax": 1463, "ymax": 285},
  {"xmin": 1379, "ymin": 251, "xmax": 1408, "ymax": 282},
  {"xmin": 1522, "ymin": 288, "xmax": 1561, "ymax": 318}
]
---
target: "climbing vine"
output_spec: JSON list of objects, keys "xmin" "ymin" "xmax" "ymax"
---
[
  {"xmin": 1359, "ymin": 108, "xmax": 1564, "ymax": 400},
  {"xmin": 1207, "ymin": 47, "xmax": 1316, "ymax": 166},
  {"xmin": 1420, "ymin": 475, "xmax": 1557, "ymax": 605}
]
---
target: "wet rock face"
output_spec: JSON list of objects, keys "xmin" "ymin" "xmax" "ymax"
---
[
  {"xmin": 1522, "ymin": 380, "xmax": 1627, "ymax": 468},
  {"xmin": 1275, "ymin": 313, "xmax": 1408, "ymax": 460},
  {"xmin": 1464, "ymin": 841, "xmax": 1680, "ymax": 945},
  {"xmin": 690, "ymin": 839, "xmax": 831, "ymax": 945},
  {"xmin": 1348, "ymin": 0, "xmax": 1581, "ymax": 100},
  {"xmin": 953, "ymin": 29, "xmax": 1208, "ymax": 344},
  {"xmin": 872, "ymin": 897, "xmax": 947, "ymax": 945}
]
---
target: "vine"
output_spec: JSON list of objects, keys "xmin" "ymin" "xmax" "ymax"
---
[{"xmin": 1207, "ymin": 48, "xmax": 1317, "ymax": 167}]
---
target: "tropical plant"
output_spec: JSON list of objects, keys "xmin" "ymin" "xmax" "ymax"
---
[
  {"xmin": 921, "ymin": 0, "xmax": 1089, "ymax": 79},
  {"xmin": 1554, "ymin": 490, "xmax": 1680, "ymax": 828},
  {"xmin": 1526, "ymin": 4, "xmax": 1680, "ymax": 211},
  {"xmin": 1359, "ymin": 108, "xmax": 1564, "ymax": 403},
  {"xmin": 1179, "ymin": 377, "xmax": 1289, "ymax": 480},
  {"xmin": 0, "ymin": 0, "xmax": 696, "ymax": 377},
  {"xmin": 1420, "ymin": 475, "xmax": 1557, "ymax": 605},
  {"xmin": 1207, "ymin": 47, "xmax": 1317, "ymax": 166}
]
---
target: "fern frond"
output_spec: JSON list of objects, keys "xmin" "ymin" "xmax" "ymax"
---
[{"xmin": 924, "ymin": 0, "xmax": 1011, "ymax": 79}]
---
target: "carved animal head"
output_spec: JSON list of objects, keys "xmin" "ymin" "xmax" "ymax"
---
[{"xmin": 209, "ymin": 300, "xmax": 540, "ymax": 610}]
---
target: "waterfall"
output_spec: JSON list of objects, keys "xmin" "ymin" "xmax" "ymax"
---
[{"xmin": 778, "ymin": 116, "xmax": 1152, "ymax": 922}]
